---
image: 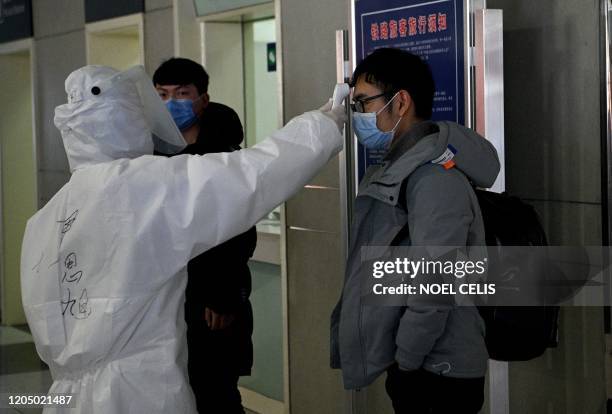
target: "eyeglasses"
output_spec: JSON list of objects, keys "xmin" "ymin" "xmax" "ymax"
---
[{"xmin": 350, "ymin": 92, "xmax": 391, "ymax": 113}]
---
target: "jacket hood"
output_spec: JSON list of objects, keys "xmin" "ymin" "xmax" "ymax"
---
[
  {"xmin": 377, "ymin": 121, "xmax": 500, "ymax": 188},
  {"xmin": 54, "ymin": 66, "xmax": 155, "ymax": 172},
  {"xmin": 197, "ymin": 102, "xmax": 244, "ymax": 151}
]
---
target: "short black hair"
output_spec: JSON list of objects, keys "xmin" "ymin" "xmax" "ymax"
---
[
  {"xmin": 153, "ymin": 57, "xmax": 209, "ymax": 94},
  {"xmin": 350, "ymin": 48, "xmax": 435, "ymax": 120}
]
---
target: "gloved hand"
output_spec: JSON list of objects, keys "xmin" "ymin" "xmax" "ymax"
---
[{"xmin": 319, "ymin": 99, "xmax": 347, "ymax": 132}]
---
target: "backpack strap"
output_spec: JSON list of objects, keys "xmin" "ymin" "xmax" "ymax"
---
[
  {"xmin": 390, "ymin": 177, "xmax": 410, "ymax": 246},
  {"xmin": 391, "ymin": 160, "xmax": 456, "ymax": 245},
  {"xmin": 391, "ymin": 158, "xmax": 453, "ymax": 246}
]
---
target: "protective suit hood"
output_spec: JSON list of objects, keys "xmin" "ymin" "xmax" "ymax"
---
[{"xmin": 55, "ymin": 65, "xmax": 187, "ymax": 172}]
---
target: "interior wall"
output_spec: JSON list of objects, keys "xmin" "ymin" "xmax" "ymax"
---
[
  {"xmin": 87, "ymin": 30, "xmax": 141, "ymax": 69},
  {"xmin": 144, "ymin": 1, "xmax": 174, "ymax": 75},
  {"xmin": 202, "ymin": 22, "xmax": 245, "ymax": 125},
  {"xmin": 193, "ymin": 0, "xmax": 271, "ymax": 16},
  {"xmin": 487, "ymin": 0, "xmax": 607, "ymax": 412},
  {"xmin": 32, "ymin": 0, "xmax": 86, "ymax": 206},
  {"xmin": 0, "ymin": 51, "xmax": 35, "ymax": 325},
  {"xmin": 279, "ymin": 0, "xmax": 358, "ymax": 412},
  {"xmin": 171, "ymin": 0, "xmax": 200, "ymax": 63}
]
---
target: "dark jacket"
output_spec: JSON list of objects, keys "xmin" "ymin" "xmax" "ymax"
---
[
  {"xmin": 174, "ymin": 102, "xmax": 257, "ymax": 375},
  {"xmin": 330, "ymin": 121, "xmax": 500, "ymax": 389}
]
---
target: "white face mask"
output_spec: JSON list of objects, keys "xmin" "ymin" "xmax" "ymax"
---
[{"xmin": 352, "ymin": 92, "xmax": 402, "ymax": 150}]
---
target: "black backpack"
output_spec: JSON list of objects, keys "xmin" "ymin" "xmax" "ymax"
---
[
  {"xmin": 396, "ymin": 181, "xmax": 560, "ymax": 361},
  {"xmin": 474, "ymin": 189, "xmax": 559, "ymax": 361}
]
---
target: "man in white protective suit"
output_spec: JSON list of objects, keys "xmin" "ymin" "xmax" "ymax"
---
[{"xmin": 20, "ymin": 65, "xmax": 346, "ymax": 413}]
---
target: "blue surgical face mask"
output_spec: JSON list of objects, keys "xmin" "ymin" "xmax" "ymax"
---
[
  {"xmin": 165, "ymin": 97, "xmax": 201, "ymax": 131},
  {"xmin": 352, "ymin": 92, "xmax": 402, "ymax": 150}
]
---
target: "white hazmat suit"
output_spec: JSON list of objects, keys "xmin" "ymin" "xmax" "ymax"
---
[{"xmin": 20, "ymin": 65, "xmax": 344, "ymax": 413}]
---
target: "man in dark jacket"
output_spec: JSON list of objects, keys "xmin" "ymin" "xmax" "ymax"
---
[
  {"xmin": 154, "ymin": 57, "xmax": 256, "ymax": 414},
  {"xmin": 331, "ymin": 49, "xmax": 500, "ymax": 413}
]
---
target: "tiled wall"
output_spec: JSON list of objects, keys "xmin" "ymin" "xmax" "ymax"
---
[
  {"xmin": 488, "ymin": 0, "xmax": 608, "ymax": 411},
  {"xmin": 280, "ymin": 0, "xmax": 357, "ymax": 412},
  {"xmin": 32, "ymin": 0, "xmax": 86, "ymax": 206}
]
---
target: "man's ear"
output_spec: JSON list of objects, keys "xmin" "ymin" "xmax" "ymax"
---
[
  {"xmin": 396, "ymin": 90, "xmax": 413, "ymax": 117},
  {"xmin": 195, "ymin": 93, "xmax": 210, "ymax": 116}
]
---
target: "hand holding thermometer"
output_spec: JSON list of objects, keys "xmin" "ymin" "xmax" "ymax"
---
[
  {"xmin": 332, "ymin": 83, "xmax": 350, "ymax": 110},
  {"xmin": 319, "ymin": 83, "xmax": 350, "ymax": 132}
]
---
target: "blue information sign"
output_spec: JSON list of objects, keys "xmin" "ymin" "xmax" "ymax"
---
[
  {"xmin": 85, "ymin": 0, "xmax": 144, "ymax": 23},
  {"xmin": 354, "ymin": 0, "xmax": 465, "ymax": 179},
  {"xmin": 0, "ymin": 0, "xmax": 33, "ymax": 43}
]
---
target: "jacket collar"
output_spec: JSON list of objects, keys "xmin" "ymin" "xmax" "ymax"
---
[{"xmin": 358, "ymin": 121, "xmax": 446, "ymax": 205}]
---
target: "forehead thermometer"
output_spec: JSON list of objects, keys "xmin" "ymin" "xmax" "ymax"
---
[{"xmin": 332, "ymin": 83, "xmax": 350, "ymax": 109}]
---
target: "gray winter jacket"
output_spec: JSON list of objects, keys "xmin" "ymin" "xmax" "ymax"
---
[{"xmin": 330, "ymin": 121, "xmax": 500, "ymax": 390}]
